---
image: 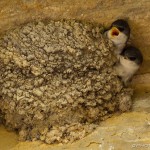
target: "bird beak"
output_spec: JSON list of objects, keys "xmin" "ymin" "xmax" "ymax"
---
[{"xmin": 110, "ymin": 27, "xmax": 120, "ymax": 37}]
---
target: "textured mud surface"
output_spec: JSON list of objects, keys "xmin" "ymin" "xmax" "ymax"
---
[{"xmin": 0, "ymin": 20, "xmax": 133, "ymax": 144}]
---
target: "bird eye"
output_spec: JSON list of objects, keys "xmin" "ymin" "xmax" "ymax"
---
[
  {"xmin": 118, "ymin": 27, "xmax": 124, "ymax": 32},
  {"xmin": 129, "ymin": 57, "xmax": 136, "ymax": 61}
]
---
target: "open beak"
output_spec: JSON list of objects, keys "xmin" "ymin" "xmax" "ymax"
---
[{"xmin": 110, "ymin": 27, "xmax": 120, "ymax": 37}]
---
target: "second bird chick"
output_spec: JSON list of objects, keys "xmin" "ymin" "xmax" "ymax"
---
[
  {"xmin": 114, "ymin": 46, "xmax": 143, "ymax": 85},
  {"xmin": 105, "ymin": 19, "xmax": 130, "ymax": 55}
]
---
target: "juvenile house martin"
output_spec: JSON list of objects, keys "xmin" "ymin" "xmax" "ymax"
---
[
  {"xmin": 104, "ymin": 19, "xmax": 130, "ymax": 55},
  {"xmin": 114, "ymin": 46, "xmax": 143, "ymax": 85}
]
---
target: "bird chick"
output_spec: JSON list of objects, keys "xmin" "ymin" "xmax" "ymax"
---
[
  {"xmin": 114, "ymin": 46, "xmax": 143, "ymax": 85},
  {"xmin": 104, "ymin": 19, "xmax": 130, "ymax": 55}
]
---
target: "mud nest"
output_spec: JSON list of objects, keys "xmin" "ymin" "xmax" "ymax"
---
[{"xmin": 0, "ymin": 20, "xmax": 133, "ymax": 144}]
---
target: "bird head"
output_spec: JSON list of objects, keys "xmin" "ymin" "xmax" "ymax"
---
[
  {"xmin": 120, "ymin": 46, "xmax": 143, "ymax": 66},
  {"xmin": 106, "ymin": 19, "xmax": 130, "ymax": 53}
]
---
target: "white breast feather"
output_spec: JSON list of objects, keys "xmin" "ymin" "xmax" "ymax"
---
[{"xmin": 115, "ymin": 56, "xmax": 139, "ymax": 83}]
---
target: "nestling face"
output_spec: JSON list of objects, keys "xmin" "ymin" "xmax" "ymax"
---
[
  {"xmin": 119, "ymin": 55, "xmax": 139, "ymax": 73},
  {"xmin": 106, "ymin": 26, "xmax": 128, "ymax": 47}
]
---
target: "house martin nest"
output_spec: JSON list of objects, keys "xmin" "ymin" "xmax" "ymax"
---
[{"xmin": 0, "ymin": 20, "xmax": 133, "ymax": 144}]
